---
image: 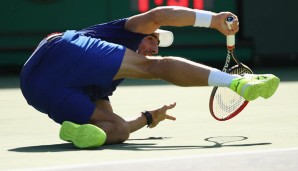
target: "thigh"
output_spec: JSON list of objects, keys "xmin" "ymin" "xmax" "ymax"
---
[
  {"xmin": 95, "ymin": 99, "xmax": 113, "ymax": 112},
  {"xmin": 89, "ymin": 104, "xmax": 125, "ymax": 125},
  {"xmin": 22, "ymin": 71, "xmax": 96, "ymax": 125},
  {"xmin": 89, "ymin": 103, "xmax": 130, "ymax": 144},
  {"xmin": 48, "ymin": 89, "xmax": 96, "ymax": 125},
  {"xmin": 114, "ymin": 48, "xmax": 159, "ymax": 80}
]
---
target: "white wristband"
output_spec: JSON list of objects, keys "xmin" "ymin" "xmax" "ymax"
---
[{"xmin": 193, "ymin": 10, "xmax": 214, "ymax": 28}]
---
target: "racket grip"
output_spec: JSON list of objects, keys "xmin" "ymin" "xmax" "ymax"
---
[{"xmin": 226, "ymin": 16, "xmax": 235, "ymax": 50}]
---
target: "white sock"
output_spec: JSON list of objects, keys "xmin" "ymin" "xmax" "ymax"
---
[{"xmin": 208, "ymin": 69, "xmax": 240, "ymax": 87}]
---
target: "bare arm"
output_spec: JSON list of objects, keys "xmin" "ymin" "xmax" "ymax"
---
[
  {"xmin": 128, "ymin": 102, "xmax": 177, "ymax": 133},
  {"xmin": 124, "ymin": 6, "xmax": 239, "ymax": 36},
  {"xmin": 125, "ymin": 6, "xmax": 195, "ymax": 34},
  {"xmin": 94, "ymin": 100, "xmax": 176, "ymax": 134}
]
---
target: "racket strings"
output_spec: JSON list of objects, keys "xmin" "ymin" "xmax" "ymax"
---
[
  {"xmin": 212, "ymin": 67, "xmax": 252, "ymax": 119},
  {"xmin": 213, "ymin": 88, "xmax": 245, "ymax": 118}
]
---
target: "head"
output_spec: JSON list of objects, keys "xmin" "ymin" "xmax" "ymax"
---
[
  {"xmin": 137, "ymin": 34, "xmax": 160, "ymax": 56},
  {"xmin": 137, "ymin": 29, "xmax": 174, "ymax": 56}
]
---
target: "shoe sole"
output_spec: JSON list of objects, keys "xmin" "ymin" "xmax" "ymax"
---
[
  {"xmin": 242, "ymin": 76, "xmax": 280, "ymax": 101},
  {"xmin": 259, "ymin": 76, "xmax": 280, "ymax": 99},
  {"xmin": 242, "ymin": 81, "xmax": 268, "ymax": 101},
  {"xmin": 59, "ymin": 121, "xmax": 106, "ymax": 148}
]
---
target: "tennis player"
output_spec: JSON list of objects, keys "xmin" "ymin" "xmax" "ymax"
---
[{"xmin": 20, "ymin": 6, "xmax": 279, "ymax": 148}]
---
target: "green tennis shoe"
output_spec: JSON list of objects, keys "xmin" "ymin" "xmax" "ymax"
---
[
  {"xmin": 230, "ymin": 74, "xmax": 280, "ymax": 101},
  {"xmin": 59, "ymin": 121, "xmax": 106, "ymax": 148}
]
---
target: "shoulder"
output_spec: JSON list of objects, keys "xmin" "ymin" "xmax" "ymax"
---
[
  {"xmin": 105, "ymin": 18, "xmax": 129, "ymax": 27},
  {"xmin": 80, "ymin": 18, "xmax": 129, "ymax": 33}
]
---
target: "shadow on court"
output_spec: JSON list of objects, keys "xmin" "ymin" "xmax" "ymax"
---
[{"xmin": 8, "ymin": 136, "xmax": 271, "ymax": 153}]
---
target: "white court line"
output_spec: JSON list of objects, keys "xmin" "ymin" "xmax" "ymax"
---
[{"xmin": 14, "ymin": 147, "xmax": 298, "ymax": 171}]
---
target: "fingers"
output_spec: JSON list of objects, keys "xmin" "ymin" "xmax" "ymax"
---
[
  {"xmin": 213, "ymin": 12, "xmax": 239, "ymax": 36},
  {"xmin": 148, "ymin": 102, "xmax": 177, "ymax": 128},
  {"xmin": 228, "ymin": 18, "xmax": 239, "ymax": 34},
  {"xmin": 162, "ymin": 102, "xmax": 176, "ymax": 111},
  {"xmin": 149, "ymin": 113, "xmax": 175, "ymax": 128},
  {"xmin": 166, "ymin": 114, "xmax": 176, "ymax": 121},
  {"xmin": 226, "ymin": 13, "xmax": 239, "ymax": 34},
  {"xmin": 162, "ymin": 102, "xmax": 177, "ymax": 120}
]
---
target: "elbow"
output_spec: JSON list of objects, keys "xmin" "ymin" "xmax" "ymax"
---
[{"xmin": 147, "ymin": 6, "xmax": 169, "ymax": 26}]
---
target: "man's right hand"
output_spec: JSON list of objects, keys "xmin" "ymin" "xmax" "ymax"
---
[{"xmin": 210, "ymin": 12, "xmax": 239, "ymax": 36}]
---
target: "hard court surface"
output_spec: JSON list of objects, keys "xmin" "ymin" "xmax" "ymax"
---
[{"xmin": 0, "ymin": 67, "xmax": 297, "ymax": 171}]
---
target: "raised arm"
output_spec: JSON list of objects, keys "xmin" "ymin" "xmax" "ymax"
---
[
  {"xmin": 124, "ymin": 6, "xmax": 239, "ymax": 36},
  {"xmin": 125, "ymin": 6, "xmax": 195, "ymax": 34}
]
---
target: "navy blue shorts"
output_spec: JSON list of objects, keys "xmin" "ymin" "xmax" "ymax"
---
[{"xmin": 20, "ymin": 31, "xmax": 126, "ymax": 124}]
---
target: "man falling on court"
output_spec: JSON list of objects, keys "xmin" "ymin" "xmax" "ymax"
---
[{"xmin": 20, "ymin": 6, "xmax": 280, "ymax": 148}]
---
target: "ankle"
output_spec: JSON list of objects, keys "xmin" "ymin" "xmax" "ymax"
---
[{"xmin": 208, "ymin": 69, "xmax": 240, "ymax": 87}]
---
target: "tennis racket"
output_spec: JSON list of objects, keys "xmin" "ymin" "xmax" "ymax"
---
[{"xmin": 209, "ymin": 16, "xmax": 253, "ymax": 121}]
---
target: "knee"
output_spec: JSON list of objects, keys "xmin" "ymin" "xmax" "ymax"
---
[
  {"xmin": 114, "ymin": 121, "xmax": 130, "ymax": 143},
  {"xmin": 144, "ymin": 57, "xmax": 164, "ymax": 78},
  {"xmin": 97, "ymin": 121, "xmax": 130, "ymax": 144}
]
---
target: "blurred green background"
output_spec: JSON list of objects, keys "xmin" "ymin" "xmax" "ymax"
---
[{"xmin": 1, "ymin": 0, "xmax": 297, "ymax": 74}]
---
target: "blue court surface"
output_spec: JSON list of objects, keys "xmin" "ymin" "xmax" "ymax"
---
[{"xmin": 0, "ymin": 67, "xmax": 297, "ymax": 171}]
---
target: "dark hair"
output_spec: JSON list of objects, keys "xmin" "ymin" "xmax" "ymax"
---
[{"xmin": 149, "ymin": 34, "xmax": 160, "ymax": 45}]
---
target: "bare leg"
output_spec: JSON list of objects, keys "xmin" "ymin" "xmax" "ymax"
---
[
  {"xmin": 114, "ymin": 48, "xmax": 214, "ymax": 86},
  {"xmin": 146, "ymin": 56, "xmax": 213, "ymax": 86},
  {"xmin": 89, "ymin": 99, "xmax": 176, "ymax": 144},
  {"xmin": 89, "ymin": 100, "xmax": 130, "ymax": 145}
]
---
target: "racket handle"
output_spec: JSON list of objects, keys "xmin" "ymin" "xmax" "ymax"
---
[{"xmin": 226, "ymin": 16, "xmax": 235, "ymax": 50}]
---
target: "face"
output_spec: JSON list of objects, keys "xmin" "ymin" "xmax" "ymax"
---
[{"xmin": 137, "ymin": 34, "xmax": 160, "ymax": 56}]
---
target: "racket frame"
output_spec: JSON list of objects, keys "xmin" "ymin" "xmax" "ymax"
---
[
  {"xmin": 209, "ymin": 17, "xmax": 252, "ymax": 121},
  {"xmin": 209, "ymin": 63, "xmax": 251, "ymax": 121}
]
